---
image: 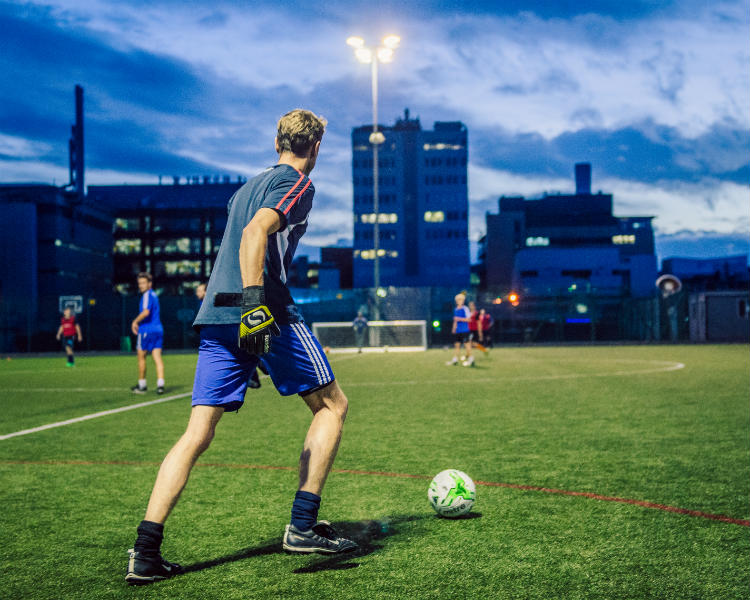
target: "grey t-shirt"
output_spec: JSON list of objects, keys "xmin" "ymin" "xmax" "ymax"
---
[{"xmin": 193, "ymin": 164, "xmax": 315, "ymax": 327}]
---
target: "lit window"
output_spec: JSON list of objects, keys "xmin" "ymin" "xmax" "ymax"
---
[
  {"xmin": 424, "ymin": 211, "xmax": 445, "ymax": 222},
  {"xmin": 114, "ymin": 218, "xmax": 140, "ymax": 232},
  {"xmin": 525, "ymin": 236, "xmax": 550, "ymax": 247},
  {"xmin": 114, "ymin": 239, "xmax": 141, "ymax": 254},
  {"xmin": 357, "ymin": 249, "xmax": 398, "ymax": 260},
  {"xmin": 154, "ymin": 260, "xmax": 202, "ymax": 276},
  {"xmin": 612, "ymin": 234, "xmax": 636, "ymax": 245},
  {"xmin": 422, "ymin": 143, "xmax": 464, "ymax": 151},
  {"xmin": 360, "ymin": 213, "xmax": 397, "ymax": 224}
]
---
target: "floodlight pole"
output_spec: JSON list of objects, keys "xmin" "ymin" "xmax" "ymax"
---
[
  {"xmin": 349, "ymin": 35, "xmax": 399, "ymax": 320},
  {"xmin": 370, "ymin": 55, "xmax": 382, "ymax": 319}
]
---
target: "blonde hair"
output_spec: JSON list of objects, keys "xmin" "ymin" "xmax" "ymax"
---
[
  {"xmin": 277, "ymin": 109, "xmax": 327, "ymax": 156},
  {"xmin": 455, "ymin": 293, "xmax": 466, "ymax": 303}
]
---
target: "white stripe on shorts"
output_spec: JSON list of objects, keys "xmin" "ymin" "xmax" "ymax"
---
[
  {"xmin": 298, "ymin": 323, "xmax": 331, "ymax": 382},
  {"xmin": 291, "ymin": 323, "xmax": 328, "ymax": 386},
  {"xmin": 291, "ymin": 323, "xmax": 324, "ymax": 385}
]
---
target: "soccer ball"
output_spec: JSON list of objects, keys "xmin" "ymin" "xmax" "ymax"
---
[{"xmin": 428, "ymin": 469, "xmax": 476, "ymax": 517}]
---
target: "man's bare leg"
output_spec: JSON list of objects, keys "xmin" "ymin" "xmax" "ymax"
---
[
  {"xmin": 151, "ymin": 348, "xmax": 165, "ymax": 382},
  {"xmin": 283, "ymin": 380, "xmax": 357, "ymax": 553},
  {"xmin": 127, "ymin": 406, "xmax": 224, "ymax": 584},
  {"xmin": 144, "ymin": 405, "xmax": 224, "ymax": 523},
  {"xmin": 297, "ymin": 380, "xmax": 348, "ymax": 495},
  {"xmin": 137, "ymin": 349, "xmax": 147, "ymax": 379}
]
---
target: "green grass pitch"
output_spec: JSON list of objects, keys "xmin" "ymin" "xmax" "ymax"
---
[{"xmin": 0, "ymin": 344, "xmax": 748, "ymax": 599}]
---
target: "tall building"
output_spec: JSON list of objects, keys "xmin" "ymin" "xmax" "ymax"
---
[
  {"xmin": 0, "ymin": 184, "xmax": 113, "ymax": 350},
  {"xmin": 479, "ymin": 163, "xmax": 657, "ymax": 298},
  {"xmin": 352, "ymin": 110, "xmax": 469, "ymax": 288},
  {"xmin": 88, "ymin": 178, "xmax": 243, "ymax": 294}
]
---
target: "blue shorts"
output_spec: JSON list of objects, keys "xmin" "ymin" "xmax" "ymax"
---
[
  {"xmin": 137, "ymin": 330, "xmax": 163, "ymax": 352},
  {"xmin": 192, "ymin": 323, "xmax": 335, "ymax": 411}
]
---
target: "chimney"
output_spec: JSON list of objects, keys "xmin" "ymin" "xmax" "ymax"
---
[
  {"xmin": 575, "ymin": 163, "xmax": 591, "ymax": 195},
  {"xmin": 68, "ymin": 85, "xmax": 85, "ymax": 200}
]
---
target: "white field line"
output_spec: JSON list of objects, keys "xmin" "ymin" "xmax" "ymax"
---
[
  {"xmin": 4, "ymin": 388, "xmax": 125, "ymax": 392},
  {"xmin": 342, "ymin": 360, "xmax": 686, "ymax": 387},
  {"xmin": 0, "ymin": 392, "xmax": 192, "ymax": 441},
  {"xmin": 0, "ymin": 359, "xmax": 684, "ymax": 441}
]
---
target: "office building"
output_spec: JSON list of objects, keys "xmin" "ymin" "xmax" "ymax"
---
[
  {"xmin": 88, "ymin": 178, "xmax": 243, "ymax": 294},
  {"xmin": 352, "ymin": 110, "xmax": 470, "ymax": 287},
  {"xmin": 0, "ymin": 184, "xmax": 113, "ymax": 350},
  {"xmin": 662, "ymin": 255, "xmax": 748, "ymax": 291},
  {"xmin": 479, "ymin": 163, "xmax": 657, "ymax": 298}
]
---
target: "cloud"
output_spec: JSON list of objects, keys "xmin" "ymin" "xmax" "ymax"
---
[
  {"xmin": 655, "ymin": 230, "xmax": 750, "ymax": 262},
  {"xmin": 1, "ymin": 0, "xmax": 748, "ymax": 256}
]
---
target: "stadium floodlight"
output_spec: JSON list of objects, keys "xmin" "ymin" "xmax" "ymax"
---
[
  {"xmin": 377, "ymin": 47, "xmax": 394, "ymax": 63},
  {"xmin": 382, "ymin": 34, "xmax": 400, "ymax": 49},
  {"xmin": 346, "ymin": 36, "xmax": 365, "ymax": 48},
  {"xmin": 346, "ymin": 34, "xmax": 400, "ymax": 318},
  {"xmin": 355, "ymin": 47, "xmax": 373, "ymax": 64}
]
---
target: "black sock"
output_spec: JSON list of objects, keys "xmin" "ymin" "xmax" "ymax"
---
[
  {"xmin": 134, "ymin": 520, "xmax": 164, "ymax": 556},
  {"xmin": 290, "ymin": 491, "xmax": 321, "ymax": 531}
]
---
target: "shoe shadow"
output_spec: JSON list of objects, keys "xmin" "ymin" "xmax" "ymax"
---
[
  {"xmin": 181, "ymin": 542, "xmax": 280, "ymax": 575},
  {"xmin": 180, "ymin": 513, "xmax": 441, "ymax": 576}
]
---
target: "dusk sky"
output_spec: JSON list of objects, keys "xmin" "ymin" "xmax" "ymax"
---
[{"xmin": 1, "ymin": 0, "xmax": 748, "ymax": 263}]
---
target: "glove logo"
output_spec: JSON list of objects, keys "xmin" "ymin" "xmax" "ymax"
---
[{"xmin": 246, "ymin": 310, "xmax": 266, "ymax": 328}]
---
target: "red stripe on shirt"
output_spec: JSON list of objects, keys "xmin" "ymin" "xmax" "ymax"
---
[
  {"xmin": 275, "ymin": 173, "xmax": 305, "ymax": 210},
  {"xmin": 282, "ymin": 179, "xmax": 311, "ymax": 215}
]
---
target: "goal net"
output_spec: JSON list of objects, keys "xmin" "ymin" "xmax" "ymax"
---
[{"xmin": 311, "ymin": 320, "xmax": 428, "ymax": 353}]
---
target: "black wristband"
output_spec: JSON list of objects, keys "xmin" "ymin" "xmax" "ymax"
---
[{"xmin": 242, "ymin": 285, "xmax": 265, "ymax": 308}]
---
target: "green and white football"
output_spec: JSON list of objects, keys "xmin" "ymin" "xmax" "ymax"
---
[{"xmin": 428, "ymin": 469, "xmax": 476, "ymax": 517}]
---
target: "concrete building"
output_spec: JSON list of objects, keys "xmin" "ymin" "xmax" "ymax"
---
[
  {"xmin": 0, "ymin": 184, "xmax": 112, "ymax": 351},
  {"xmin": 352, "ymin": 110, "xmax": 470, "ymax": 287},
  {"xmin": 662, "ymin": 255, "xmax": 748, "ymax": 291},
  {"xmin": 88, "ymin": 178, "xmax": 243, "ymax": 295},
  {"xmin": 479, "ymin": 163, "xmax": 657, "ymax": 298}
]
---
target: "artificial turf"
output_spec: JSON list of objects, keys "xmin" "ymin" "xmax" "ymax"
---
[{"xmin": 0, "ymin": 344, "xmax": 747, "ymax": 599}]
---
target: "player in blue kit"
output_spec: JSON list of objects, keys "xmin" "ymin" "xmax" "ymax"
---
[
  {"xmin": 446, "ymin": 292, "xmax": 474, "ymax": 367},
  {"xmin": 130, "ymin": 272, "xmax": 166, "ymax": 394},
  {"xmin": 125, "ymin": 110, "xmax": 357, "ymax": 585}
]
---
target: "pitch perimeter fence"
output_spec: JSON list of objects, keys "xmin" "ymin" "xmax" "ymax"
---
[{"xmin": 0, "ymin": 287, "xmax": 689, "ymax": 353}]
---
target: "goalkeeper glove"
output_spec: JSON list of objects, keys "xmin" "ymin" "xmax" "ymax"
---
[{"xmin": 239, "ymin": 286, "xmax": 280, "ymax": 355}]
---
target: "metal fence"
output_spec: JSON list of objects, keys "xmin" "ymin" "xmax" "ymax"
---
[{"xmin": 0, "ymin": 287, "xmax": 691, "ymax": 353}]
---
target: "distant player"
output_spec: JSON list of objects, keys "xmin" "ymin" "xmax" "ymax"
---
[
  {"xmin": 447, "ymin": 292, "xmax": 473, "ymax": 367},
  {"xmin": 468, "ymin": 301, "xmax": 488, "ymax": 354},
  {"xmin": 130, "ymin": 272, "xmax": 165, "ymax": 395},
  {"xmin": 56, "ymin": 306, "xmax": 82, "ymax": 367},
  {"xmin": 195, "ymin": 282, "xmax": 207, "ymax": 305},
  {"xmin": 479, "ymin": 308, "xmax": 493, "ymax": 348},
  {"xmin": 125, "ymin": 109, "xmax": 356, "ymax": 585},
  {"xmin": 353, "ymin": 311, "xmax": 368, "ymax": 353}
]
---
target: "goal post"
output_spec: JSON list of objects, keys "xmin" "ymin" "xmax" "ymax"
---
[{"xmin": 312, "ymin": 320, "xmax": 428, "ymax": 353}]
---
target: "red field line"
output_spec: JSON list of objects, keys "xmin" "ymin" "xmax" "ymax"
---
[{"xmin": 3, "ymin": 459, "xmax": 748, "ymax": 527}]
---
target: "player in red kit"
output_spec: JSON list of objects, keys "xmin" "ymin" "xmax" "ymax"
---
[{"xmin": 56, "ymin": 307, "xmax": 82, "ymax": 367}]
